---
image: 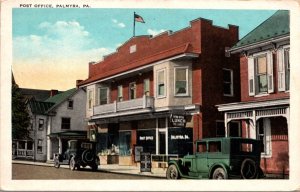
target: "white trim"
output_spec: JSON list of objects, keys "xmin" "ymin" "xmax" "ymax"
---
[
  {"xmin": 79, "ymin": 53, "xmax": 198, "ymax": 88},
  {"xmin": 174, "ymin": 67, "xmax": 189, "ymax": 96}
]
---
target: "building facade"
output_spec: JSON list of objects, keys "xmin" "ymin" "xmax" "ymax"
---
[
  {"xmin": 217, "ymin": 10, "xmax": 290, "ymax": 178},
  {"xmin": 78, "ymin": 18, "xmax": 240, "ymax": 166}
]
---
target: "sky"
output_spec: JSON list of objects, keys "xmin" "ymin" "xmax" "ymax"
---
[{"xmin": 12, "ymin": 8, "xmax": 277, "ymax": 91}]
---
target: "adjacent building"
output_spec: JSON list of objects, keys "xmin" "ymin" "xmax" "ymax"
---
[
  {"xmin": 78, "ymin": 18, "xmax": 240, "ymax": 166},
  {"xmin": 217, "ymin": 10, "xmax": 290, "ymax": 178}
]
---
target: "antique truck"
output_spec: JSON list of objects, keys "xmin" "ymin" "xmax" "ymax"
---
[
  {"xmin": 166, "ymin": 137, "xmax": 264, "ymax": 179},
  {"xmin": 53, "ymin": 140, "xmax": 99, "ymax": 171}
]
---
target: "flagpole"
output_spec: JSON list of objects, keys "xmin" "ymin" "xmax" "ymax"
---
[{"xmin": 133, "ymin": 12, "xmax": 136, "ymax": 37}]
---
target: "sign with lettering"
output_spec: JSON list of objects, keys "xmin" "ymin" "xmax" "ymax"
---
[
  {"xmin": 170, "ymin": 114, "xmax": 186, "ymax": 127},
  {"xmin": 168, "ymin": 128, "xmax": 193, "ymax": 156},
  {"xmin": 136, "ymin": 130, "xmax": 156, "ymax": 154}
]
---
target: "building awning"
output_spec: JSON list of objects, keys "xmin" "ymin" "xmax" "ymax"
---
[{"xmin": 48, "ymin": 131, "xmax": 87, "ymax": 139}]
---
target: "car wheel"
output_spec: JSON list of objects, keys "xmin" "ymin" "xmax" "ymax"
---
[
  {"xmin": 69, "ymin": 157, "xmax": 76, "ymax": 171},
  {"xmin": 212, "ymin": 167, "xmax": 228, "ymax": 179},
  {"xmin": 166, "ymin": 165, "xmax": 180, "ymax": 179},
  {"xmin": 54, "ymin": 158, "xmax": 60, "ymax": 168},
  {"xmin": 82, "ymin": 149, "xmax": 95, "ymax": 164},
  {"xmin": 241, "ymin": 158, "xmax": 258, "ymax": 179}
]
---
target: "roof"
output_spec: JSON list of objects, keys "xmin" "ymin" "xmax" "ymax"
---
[
  {"xmin": 232, "ymin": 10, "xmax": 289, "ymax": 50},
  {"xmin": 45, "ymin": 88, "xmax": 77, "ymax": 110},
  {"xmin": 20, "ymin": 88, "xmax": 54, "ymax": 102},
  {"xmin": 28, "ymin": 99, "xmax": 54, "ymax": 115}
]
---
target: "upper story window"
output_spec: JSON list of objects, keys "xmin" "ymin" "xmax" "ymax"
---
[
  {"xmin": 61, "ymin": 117, "xmax": 71, "ymax": 130},
  {"xmin": 118, "ymin": 85, "xmax": 123, "ymax": 101},
  {"xmin": 223, "ymin": 68, "xmax": 233, "ymax": 96},
  {"xmin": 88, "ymin": 90, "xmax": 93, "ymax": 109},
  {"xmin": 157, "ymin": 69, "xmax": 166, "ymax": 98},
  {"xmin": 98, "ymin": 87, "xmax": 108, "ymax": 105},
  {"xmin": 68, "ymin": 99, "xmax": 73, "ymax": 109},
  {"xmin": 248, "ymin": 51, "xmax": 273, "ymax": 96},
  {"xmin": 174, "ymin": 68, "xmax": 188, "ymax": 96},
  {"xmin": 38, "ymin": 119, "xmax": 44, "ymax": 130},
  {"xmin": 129, "ymin": 82, "xmax": 136, "ymax": 100},
  {"xmin": 278, "ymin": 46, "xmax": 290, "ymax": 92},
  {"xmin": 144, "ymin": 79, "xmax": 150, "ymax": 96}
]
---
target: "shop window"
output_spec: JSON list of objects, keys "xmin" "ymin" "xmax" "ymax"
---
[
  {"xmin": 38, "ymin": 119, "xmax": 44, "ymax": 130},
  {"xmin": 129, "ymin": 82, "xmax": 136, "ymax": 100},
  {"xmin": 157, "ymin": 69, "xmax": 166, "ymax": 97},
  {"xmin": 118, "ymin": 85, "xmax": 123, "ymax": 101},
  {"xmin": 278, "ymin": 47, "xmax": 290, "ymax": 91},
  {"xmin": 248, "ymin": 51, "xmax": 273, "ymax": 96},
  {"xmin": 197, "ymin": 142, "xmax": 207, "ymax": 153},
  {"xmin": 61, "ymin": 118, "xmax": 71, "ymax": 129},
  {"xmin": 174, "ymin": 68, "xmax": 188, "ymax": 96},
  {"xmin": 99, "ymin": 87, "xmax": 108, "ymax": 105},
  {"xmin": 144, "ymin": 79, "xmax": 150, "ymax": 96},
  {"xmin": 37, "ymin": 139, "xmax": 43, "ymax": 153},
  {"xmin": 119, "ymin": 131, "xmax": 131, "ymax": 156},
  {"xmin": 208, "ymin": 141, "xmax": 221, "ymax": 152},
  {"xmin": 88, "ymin": 90, "xmax": 93, "ymax": 109},
  {"xmin": 68, "ymin": 100, "xmax": 73, "ymax": 109},
  {"xmin": 216, "ymin": 121, "xmax": 225, "ymax": 137},
  {"xmin": 223, "ymin": 68, "xmax": 233, "ymax": 96}
]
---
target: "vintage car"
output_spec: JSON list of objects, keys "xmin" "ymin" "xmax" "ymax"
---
[
  {"xmin": 53, "ymin": 139, "xmax": 99, "ymax": 171},
  {"xmin": 166, "ymin": 137, "xmax": 264, "ymax": 179}
]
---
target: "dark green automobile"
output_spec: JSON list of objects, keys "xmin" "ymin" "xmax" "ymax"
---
[{"xmin": 166, "ymin": 137, "xmax": 264, "ymax": 179}]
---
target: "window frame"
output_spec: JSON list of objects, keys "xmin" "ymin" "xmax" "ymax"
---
[
  {"xmin": 254, "ymin": 54, "xmax": 268, "ymax": 94},
  {"xmin": 68, "ymin": 99, "xmax": 74, "ymax": 109},
  {"xmin": 129, "ymin": 82, "xmax": 136, "ymax": 100},
  {"xmin": 157, "ymin": 69, "xmax": 166, "ymax": 98},
  {"xmin": 38, "ymin": 119, "xmax": 44, "ymax": 131},
  {"xmin": 98, "ymin": 87, "xmax": 109, "ymax": 105},
  {"xmin": 223, "ymin": 68, "xmax": 234, "ymax": 96},
  {"xmin": 61, "ymin": 117, "xmax": 71, "ymax": 130},
  {"xmin": 174, "ymin": 67, "xmax": 189, "ymax": 96},
  {"xmin": 37, "ymin": 139, "xmax": 43, "ymax": 153},
  {"xmin": 257, "ymin": 118, "xmax": 272, "ymax": 157}
]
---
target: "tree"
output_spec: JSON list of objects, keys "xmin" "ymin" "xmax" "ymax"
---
[{"xmin": 12, "ymin": 81, "xmax": 30, "ymax": 139}]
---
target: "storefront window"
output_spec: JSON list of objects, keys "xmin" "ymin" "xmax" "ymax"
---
[
  {"xmin": 137, "ymin": 130, "xmax": 156, "ymax": 154},
  {"xmin": 119, "ymin": 131, "xmax": 131, "ymax": 156}
]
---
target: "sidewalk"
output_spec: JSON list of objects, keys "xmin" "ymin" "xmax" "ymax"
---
[{"xmin": 12, "ymin": 160, "xmax": 166, "ymax": 178}]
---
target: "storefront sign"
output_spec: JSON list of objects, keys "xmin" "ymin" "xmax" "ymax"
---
[
  {"xmin": 136, "ymin": 130, "xmax": 156, "ymax": 154},
  {"xmin": 170, "ymin": 134, "xmax": 190, "ymax": 140},
  {"xmin": 170, "ymin": 114, "xmax": 186, "ymax": 127},
  {"xmin": 140, "ymin": 152, "xmax": 151, "ymax": 172},
  {"xmin": 139, "ymin": 136, "xmax": 154, "ymax": 141},
  {"xmin": 168, "ymin": 128, "xmax": 193, "ymax": 156}
]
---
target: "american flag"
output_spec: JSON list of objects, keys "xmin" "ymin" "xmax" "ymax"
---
[{"xmin": 134, "ymin": 13, "xmax": 145, "ymax": 23}]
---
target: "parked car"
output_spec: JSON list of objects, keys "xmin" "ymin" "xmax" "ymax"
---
[
  {"xmin": 54, "ymin": 139, "xmax": 99, "ymax": 171},
  {"xmin": 166, "ymin": 137, "xmax": 264, "ymax": 179}
]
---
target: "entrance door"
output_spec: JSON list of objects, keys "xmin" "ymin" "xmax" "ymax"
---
[{"xmin": 159, "ymin": 132, "xmax": 166, "ymax": 154}]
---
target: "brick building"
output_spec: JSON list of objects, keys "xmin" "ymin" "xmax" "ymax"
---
[
  {"xmin": 78, "ymin": 18, "xmax": 240, "ymax": 166},
  {"xmin": 217, "ymin": 10, "xmax": 290, "ymax": 178}
]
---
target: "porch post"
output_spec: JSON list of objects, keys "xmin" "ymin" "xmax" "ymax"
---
[
  {"xmin": 58, "ymin": 138, "xmax": 62, "ymax": 154},
  {"xmin": 286, "ymin": 107, "xmax": 290, "ymax": 130},
  {"xmin": 25, "ymin": 142, "xmax": 27, "ymax": 157},
  {"xmin": 16, "ymin": 141, "xmax": 19, "ymax": 157},
  {"xmin": 47, "ymin": 137, "xmax": 52, "ymax": 161},
  {"xmin": 224, "ymin": 112, "xmax": 228, "ymax": 137},
  {"xmin": 155, "ymin": 118, "xmax": 159, "ymax": 155}
]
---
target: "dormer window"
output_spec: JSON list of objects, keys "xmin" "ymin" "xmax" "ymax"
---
[
  {"xmin": 68, "ymin": 100, "xmax": 73, "ymax": 109},
  {"xmin": 130, "ymin": 45, "xmax": 136, "ymax": 53}
]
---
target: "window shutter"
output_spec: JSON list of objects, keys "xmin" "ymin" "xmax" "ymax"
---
[
  {"xmin": 248, "ymin": 57, "xmax": 255, "ymax": 96},
  {"xmin": 277, "ymin": 48, "xmax": 285, "ymax": 91},
  {"xmin": 264, "ymin": 118, "xmax": 272, "ymax": 156},
  {"xmin": 267, "ymin": 51, "xmax": 274, "ymax": 93}
]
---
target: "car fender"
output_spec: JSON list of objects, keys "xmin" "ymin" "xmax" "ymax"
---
[
  {"xmin": 208, "ymin": 163, "xmax": 230, "ymax": 178},
  {"xmin": 168, "ymin": 160, "xmax": 184, "ymax": 176}
]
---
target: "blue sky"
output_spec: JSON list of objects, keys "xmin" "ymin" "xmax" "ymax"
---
[{"xmin": 12, "ymin": 8, "xmax": 277, "ymax": 90}]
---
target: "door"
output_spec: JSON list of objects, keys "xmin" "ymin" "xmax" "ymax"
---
[{"xmin": 159, "ymin": 132, "xmax": 166, "ymax": 154}]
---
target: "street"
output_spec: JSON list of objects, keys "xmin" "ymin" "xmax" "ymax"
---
[{"xmin": 12, "ymin": 163, "xmax": 161, "ymax": 180}]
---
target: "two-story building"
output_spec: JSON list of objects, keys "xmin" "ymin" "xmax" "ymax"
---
[
  {"xmin": 217, "ymin": 10, "xmax": 290, "ymax": 178},
  {"xmin": 78, "ymin": 18, "xmax": 240, "ymax": 166}
]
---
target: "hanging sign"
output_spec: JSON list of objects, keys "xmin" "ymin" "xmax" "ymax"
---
[{"xmin": 170, "ymin": 114, "xmax": 186, "ymax": 127}]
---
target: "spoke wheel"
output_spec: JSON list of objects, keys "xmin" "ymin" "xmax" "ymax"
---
[
  {"xmin": 212, "ymin": 168, "xmax": 227, "ymax": 179},
  {"xmin": 166, "ymin": 165, "xmax": 180, "ymax": 179},
  {"xmin": 69, "ymin": 157, "xmax": 76, "ymax": 171},
  {"xmin": 241, "ymin": 158, "xmax": 258, "ymax": 179}
]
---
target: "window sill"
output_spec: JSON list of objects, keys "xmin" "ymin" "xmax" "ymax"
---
[
  {"xmin": 254, "ymin": 93, "xmax": 269, "ymax": 97},
  {"xmin": 261, "ymin": 154, "xmax": 272, "ymax": 158},
  {"xmin": 223, "ymin": 94, "xmax": 234, "ymax": 97},
  {"xmin": 157, "ymin": 96, "xmax": 166, "ymax": 99},
  {"xmin": 174, "ymin": 94, "xmax": 190, "ymax": 98}
]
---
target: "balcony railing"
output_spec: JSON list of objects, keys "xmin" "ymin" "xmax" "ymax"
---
[{"xmin": 94, "ymin": 95, "xmax": 154, "ymax": 116}]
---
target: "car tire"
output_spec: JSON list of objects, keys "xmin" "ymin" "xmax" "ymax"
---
[
  {"xmin": 212, "ymin": 167, "xmax": 228, "ymax": 179},
  {"xmin": 82, "ymin": 149, "xmax": 95, "ymax": 164},
  {"xmin": 69, "ymin": 157, "xmax": 76, "ymax": 171},
  {"xmin": 166, "ymin": 165, "xmax": 180, "ymax": 179},
  {"xmin": 241, "ymin": 158, "xmax": 258, "ymax": 179},
  {"xmin": 54, "ymin": 158, "xmax": 60, "ymax": 168}
]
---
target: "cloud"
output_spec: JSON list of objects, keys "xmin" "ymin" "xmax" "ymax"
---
[
  {"xmin": 147, "ymin": 29, "xmax": 167, "ymax": 36},
  {"xmin": 112, "ymin": 19, "xmax": 126, "ymax": 28},
  {"xmin": 13, "ymin": 20, "xmax": 114, "ymax": 90}
]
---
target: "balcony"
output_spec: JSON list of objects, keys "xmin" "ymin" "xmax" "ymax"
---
[{"xmin": 93, "ymin": 95, "xmax": 154, "ymax": 116}]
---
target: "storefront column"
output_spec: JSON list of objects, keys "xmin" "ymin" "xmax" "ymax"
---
[
  {"xmin": 47, "ymin": 137, "xmax": 52, "ymax": 161},
  {"xmin": 58, "ymin": 138, "xmax": 62, "ymax": 154},
  {"xmin": 224, "ymin": 113, "xmax": 228, "ymax": 137},
  {"xmin": 155, "ymin": 118, "xmax": 159, "ymax": 155},
  {"xmin": 165, "ymin": 117, "xmax": 168, "ymax": 155}
]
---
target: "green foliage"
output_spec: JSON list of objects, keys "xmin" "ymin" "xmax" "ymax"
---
[{"xmin": 12, "ymin": 83, "xmax": 31, "ymax": 139}]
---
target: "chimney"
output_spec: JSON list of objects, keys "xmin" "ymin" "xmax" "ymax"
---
[
  {"xmin": 50, "ymin": 89, "xmax": 58, "ymax": 97},
  {"xmin": 76, "ymin": 80, "xmax": 83, "ymax": 88}
]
